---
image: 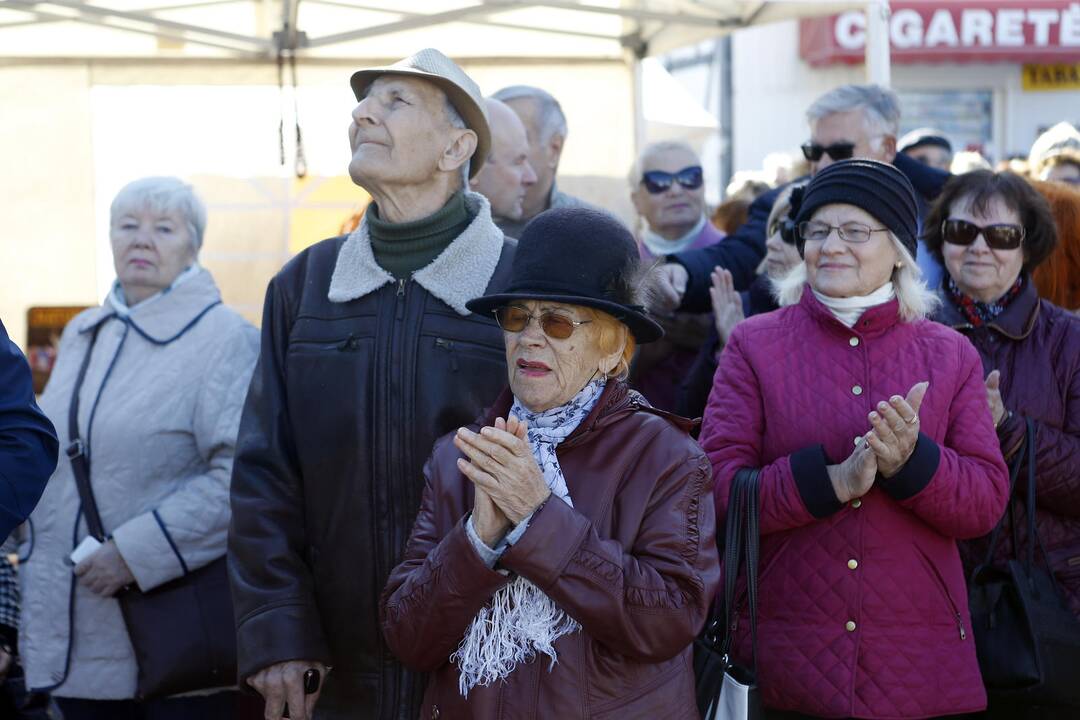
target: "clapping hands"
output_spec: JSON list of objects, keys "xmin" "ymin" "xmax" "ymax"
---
[
  {"xmin": 829, "ymin": 381, "xmax": 929, "ymax": 504},
  {"xmin": 709, "ymin": 267, "xmax": 745, "ymax": 346}
]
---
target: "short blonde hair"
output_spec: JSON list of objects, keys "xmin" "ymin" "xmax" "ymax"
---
[
  {"xmin": 585, "ymin": 308, "xmax": 636, "ymax": 380},
  {"xmin": 772, "ymin": 233, "xmax": 940, "ymax": 322}
]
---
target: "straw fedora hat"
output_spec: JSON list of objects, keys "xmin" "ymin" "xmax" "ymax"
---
[{"xmin": 350, "ymin": 49, "xmax": 490, "ymax": 177}]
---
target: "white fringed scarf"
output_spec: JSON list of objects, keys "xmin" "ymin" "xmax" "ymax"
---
[{"xmin": 451, "ymin": 377, "xmax": 607, "ymax": 697}]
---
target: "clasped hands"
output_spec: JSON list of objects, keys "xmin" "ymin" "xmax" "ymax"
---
[
  {"xmin": 454, "ymin": 416, "xmax": 550, "ymax": 548},
  {"xmin": 829, "ymin": 381, "xmax": 928, "ymax": 504}
]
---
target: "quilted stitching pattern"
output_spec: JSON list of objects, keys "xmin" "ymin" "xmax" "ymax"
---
[{"xmin": 700, "ymin": 289, "xmax": 1009, "ymax": 718}]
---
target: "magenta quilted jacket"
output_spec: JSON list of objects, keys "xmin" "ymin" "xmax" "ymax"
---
[{"xmin": 699, "ymin": 287, "xmax": 1010, "ymax": 719}]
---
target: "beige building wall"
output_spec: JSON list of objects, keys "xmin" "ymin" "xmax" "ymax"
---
[
  {"xmin": 0, "ymin": 58, "xmax": 636, "ymax": 351},
  {"xmin": 2, "ymin": 64, "xmax": 99, "ymax": 351}
]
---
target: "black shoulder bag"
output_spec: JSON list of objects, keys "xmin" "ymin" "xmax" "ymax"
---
[
  {"xmin": 693, "ymin": 467, "xmax": 762, "ymax": 720},
  {"xmin": 968, "ymin": 418, "xmax": 1080, "ymax": 709},
  {"xmin": 66, "ymin": 326, "xmax": 237, "ymax": 700}
]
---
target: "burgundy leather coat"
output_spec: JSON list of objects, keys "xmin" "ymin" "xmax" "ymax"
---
[
  {"xmin": 380, "ymin": 381, "xmax": 719, "ymax": 720},
  {"xmin": 936, "ymin": 279, "xmax": 1080, "ymax": 616}
]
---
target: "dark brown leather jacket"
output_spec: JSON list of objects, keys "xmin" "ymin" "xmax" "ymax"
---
[
  {"xmin": 937, "ymin": 279, "xmax": 1080, "ymax": 616},
  {"xmin": 380, "ymin": 381, "xmax": 719, "ymax": 720}
]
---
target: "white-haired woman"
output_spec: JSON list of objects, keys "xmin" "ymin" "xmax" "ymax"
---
[
  {"xmin": 19, "ymin": 177, "xmax": 258, "ymax": 719},
  {"xmin": 700, "ymin": 160, "xmax": 1010, "ymax": 719}
]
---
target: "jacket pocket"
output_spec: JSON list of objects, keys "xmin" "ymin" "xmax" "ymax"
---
[
  {"xmin": 433, "ymin": 337, "xmax": 504, "ymax": 372},
  {"xmin": 589, "ymin": 659, "xmax": 695, "ymax": 719},
  {"xmin": 288, "ymin": 332, "xmax": 367, "ymax": 354},
  {"xmin": 915, "ymin": 544, "xmax": 968, "ymax": 640}
]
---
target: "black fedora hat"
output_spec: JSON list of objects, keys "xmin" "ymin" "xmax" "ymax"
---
[{"xmin": 467, "ymin": 207, "xmax": 664, "ymax": 343}]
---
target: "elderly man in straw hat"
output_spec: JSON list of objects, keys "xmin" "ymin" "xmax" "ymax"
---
[{"xmin": 229, "ymin": 49, "xmax": 515, "ymax": 720}]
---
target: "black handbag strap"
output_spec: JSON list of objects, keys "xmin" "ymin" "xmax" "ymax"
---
[
  {"xmin": 721, "ymin": 468, "xmax": 760, "ymax": 670},
  {"xmin": 66, "ymin": 325, "xmax": 107, "ymax": 543},
  {"xmin": 743, "ymin": 468, "xmax": 760, "ymax": 670},
  {"xmin": 982, "ymin": 418, "xmax": 1050, "ymax": 572},
  {"xmin": 981, "ymin": 430, "xmax": 1026, "ymax": 568}
]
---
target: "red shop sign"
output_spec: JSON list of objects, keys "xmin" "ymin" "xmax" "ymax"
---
[{"xmin": 800, "ymin": 1, "xmax": 1080, "ymax": 65}]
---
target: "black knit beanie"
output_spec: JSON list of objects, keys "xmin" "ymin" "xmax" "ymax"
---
[{"xmin": 791, "ymin": 158, "xmax": 919, "ymax": 259}]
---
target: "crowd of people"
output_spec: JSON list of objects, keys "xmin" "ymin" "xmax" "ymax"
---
[{"xmin": 0, "ymin": 45, "xmax": 1078, "ymax": 720}]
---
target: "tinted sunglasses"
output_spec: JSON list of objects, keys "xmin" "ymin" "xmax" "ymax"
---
[
  {"xmin": 800, "ymin": 142, "xmax": 855, "ymax": 162},
  {"xmin": 942, "ymin": 219, "xmax": 1025, "ymax": 250},
  {"xmin": 494, "ymin": 305, "xmax": 592, "ymax": 340},
  {"xmin": 641, "ymin": 166, "xmax": 704, "ymax": 194},
  {"xmin": 769, "ymin": 217, "xmax": 798, "ymax": 245}
]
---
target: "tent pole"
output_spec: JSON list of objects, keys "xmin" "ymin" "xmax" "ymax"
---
[
  {"xmin": 717, "ymin": 35, "xmax": 732, "ymax": 200},
  {"xmin": 864, "ymin": 0, "xmax": 891, "ymax": 86}
]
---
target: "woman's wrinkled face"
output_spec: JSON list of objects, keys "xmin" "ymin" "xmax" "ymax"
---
[
  {"xmin": 504, "ymin": 300, "xmax": 620, "ymax": 413},
  {"xmin": 110, "ymin": 205, "xmax": 196, "ymax": 305},
  {"xmin": 764, "ymin": 217, "xmax": 803, "ymax": 280},
  {"xmin": 942, "ymin": 194, "xmax": 1025, "ymax": 304},
  {"xmin": 803, "ymin": 203, "xmax": 899, "ymax": 298}
]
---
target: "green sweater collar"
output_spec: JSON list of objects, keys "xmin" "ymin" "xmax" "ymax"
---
[{"xmin": 368, "ymin": 191, "xmax": 472, "ymax": 279}]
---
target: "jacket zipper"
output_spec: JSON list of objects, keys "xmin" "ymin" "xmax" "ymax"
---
[
  {"xmin": 434, "ymin": 338, "xmax": 459, "ymax": 372},
  {"xmin": 918, "ymin": 547, "xmax": 967, "ymax": 640}
]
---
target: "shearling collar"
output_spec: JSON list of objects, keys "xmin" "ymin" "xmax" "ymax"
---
[{"xmin": 328, "ymin": 191, "xmax": 505, "ymax": 316}]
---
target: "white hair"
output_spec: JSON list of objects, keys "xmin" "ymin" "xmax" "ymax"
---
[
  {"xmin": 627, "ymin": 140, "xmax": 700, "ymax": 187},
  {"xmin": 110, "ymin": 176, "xmax": 207, "ymax": 252},
  {"xmin": 491, "ymin": 85, "xmax": 567, "ymax": 143},
  {"xmin": 806, "ymin": 84, "xmax": 901, "ymax": 141},
  {"xmin": 772, "ymin": 233, "xmax": 940, "ymax": 323}
]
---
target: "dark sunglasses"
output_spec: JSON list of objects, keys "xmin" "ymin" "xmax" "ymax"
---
[
  {"xmin": 641, "ymin": 166, "xmax": 704, "ymax": 194},
  {"xmin": 769, "ymin": 217, "xmax": 798, "ymax": 245},
  {"xmin": 942, "ymin": 219, "xmax": 1025, "ymax": 250},
  {"xmin": 494, "ymin": 305, "xmax": 592, "ymax": 340},
  {"xmin": 800, "ymin": 142, "xmax": 856, "ymax": 162}
]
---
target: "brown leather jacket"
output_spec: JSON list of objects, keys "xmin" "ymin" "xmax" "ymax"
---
[{"xmin": 380, "ymin": 381, "xmax": 719, "ymax": 720}]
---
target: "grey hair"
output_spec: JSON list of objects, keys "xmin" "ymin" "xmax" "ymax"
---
[
  {"xmin": 806, "ymin": 84, "xmax": 901, "ymax": 141},
  {"xmin": 492, "ymin": 85, "xmax": 568, "ymax": 143},
  {"xmin": 443, "ymin": 96, "xmax": 471, "ymax": 187},
  {"xmin": 772, "ymin": 233, "xmax": 940, "ymax": 322},
  {"xmin": 627, "ymin": 140, "xmax": 699, "ymax": 187},
  {"xmin": 110, "ymin": 176, "xmax": 207, "ymax": 252}
]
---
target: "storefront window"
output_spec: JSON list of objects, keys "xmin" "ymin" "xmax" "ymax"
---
[{"xmin": 897, "ymin": 89, "xmax": 993, "ymax": 157}]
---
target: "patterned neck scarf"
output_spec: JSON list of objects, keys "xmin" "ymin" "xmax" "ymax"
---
[
  {"xmin": 947, "ymin": 275, "xmax": 1024, "ymax": 327},
  {"xmin": 451, "ymin": 377, "xmax": 607, "ymax": 697}
]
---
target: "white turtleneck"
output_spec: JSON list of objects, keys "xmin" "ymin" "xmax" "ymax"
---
[
  {"xmin": 812, "ymin": 282, "xmax": 895, "ymax": 328},
  {"xmin": 641, "ymin": 215, "xmax": 707, "ymax": 257}
]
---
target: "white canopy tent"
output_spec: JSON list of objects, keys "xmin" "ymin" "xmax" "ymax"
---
[
  {"xmin": 0, "ymin": 1, "xmax": 875, "ymax": 62},
  {"xmin": 0, "ymin": 1, "xmax": 889, "ymax": 346}
]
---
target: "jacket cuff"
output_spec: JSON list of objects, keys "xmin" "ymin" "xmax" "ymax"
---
[
  {"xmin": 791, "ymin": 444, "xmax": 843, "ymax": 518},
  {"xmin": 880, "ymin": 432, "xmax": 941, "ymax": 501},
  {"xmin": 499, "ymin": 498, "xmax": 589, "ymax": 590},
  {"xmin": 235, "ymin": 600, "xmax": 331, "ymax": 682},
  {"xmin": 112, "ymin": 510, "xmax": 187, "ymax": 591},
  {"xmin": 997, "ymin": 410, "xmax": 1025, "ymax": 460},
  {"xmin": 0, "ymin": 623, "xmax": 16, "ymax": 650}
]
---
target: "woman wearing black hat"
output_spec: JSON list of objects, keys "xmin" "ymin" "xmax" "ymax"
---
[
  {"xmin": 380, "ymin": 207, "xmax": 719, "ymax": 718},
  {"xmin": 699, "ymin": 159, "xmax": 1010, "ymax": 718}
]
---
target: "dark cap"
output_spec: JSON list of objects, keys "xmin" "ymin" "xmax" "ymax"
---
[
  {"xmin": 793, "ymin": 158, "xmax": 919, "ymax": 259},
  {"xmin": 466, "ymin": 208, "xmax": 663, "ymax": 343}
]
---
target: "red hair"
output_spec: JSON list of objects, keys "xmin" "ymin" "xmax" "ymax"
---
[{"xmin": 1031, "ymin": 180, "xmax": 1080, "ymax": 311}]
